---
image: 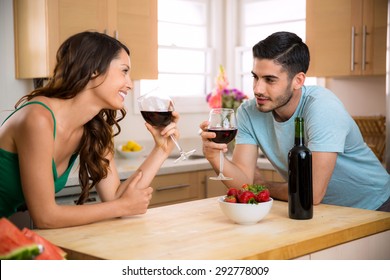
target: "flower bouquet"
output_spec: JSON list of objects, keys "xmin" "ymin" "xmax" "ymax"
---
[{"xmin": 206, "ymin": 65, "xmax": 248, "ymax": 111}]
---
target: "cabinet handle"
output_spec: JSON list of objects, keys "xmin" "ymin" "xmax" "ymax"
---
[
  {"xmin": 156, "ymin": 184, "xmax": 190, "ymax": 191},
  {"xmin": 362, "ymin": 25, "xmax": 368, "ymax": 71},
  {"xmin": 203, "ymin": 176, "xmax": 208, "ymax": 197},
  {"xmin": 351, "ymin": 26, "xmax": 357, "ymax": 71}
]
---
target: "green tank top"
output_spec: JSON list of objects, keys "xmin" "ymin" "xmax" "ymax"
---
[{"xmin": 0, "ymin": 101, "xmax": 78, "ymax": 217}]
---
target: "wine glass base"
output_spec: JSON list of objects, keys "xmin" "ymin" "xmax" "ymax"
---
[
  {"xmin": 173, "ymin": 149, "xmax": 197, "ymax": 163},
  {"xmin": 209, "ymin": 175, "xmax": 233, "ymax": 181}
]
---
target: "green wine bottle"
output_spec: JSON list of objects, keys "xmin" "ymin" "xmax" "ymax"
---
[{"xmin": 288, "ymin": 117, "xmax": 313, "ymax": 219}]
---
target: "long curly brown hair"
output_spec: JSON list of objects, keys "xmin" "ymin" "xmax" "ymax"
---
[{"xmin": 16, "ymin": 31, "xmax": 130, "ymax": 204}]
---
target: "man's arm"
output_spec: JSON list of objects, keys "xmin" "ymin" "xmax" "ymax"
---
[{"xmin": 254, "ymin": 151, "xmax": 337, "ymax": 204}]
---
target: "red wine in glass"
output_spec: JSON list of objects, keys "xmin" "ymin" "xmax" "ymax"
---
[
  {"xmin": 140, "ymin": 111, "xmax": 173, "ymax": 127},
  {"xmin": 207, "ymin": 128, "xmax": 237, "ymax": 144},
  {"xmin": 207, "ymin": 108, "xmax": 237, "ymax": 180},
  {"xmin": 137, "ymin": 90, "xmax": 196, "ymax": 163}
]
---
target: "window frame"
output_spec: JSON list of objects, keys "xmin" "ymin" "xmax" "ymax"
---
[
  {"xmin": 133, "ymin": 0, "xmax": 222, "ymax": 114},
  {"xmin": 133, "ymin": 0, "xmax": 314, "ymax": 115},
  {"xmin": 236, "ymin": 0, "xmax": 313, "ymax": 94}
]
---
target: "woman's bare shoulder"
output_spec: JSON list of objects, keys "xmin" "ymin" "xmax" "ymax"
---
[{"xmin": 18, "ymin": 102, "xmax": 54, "ymax": 130}]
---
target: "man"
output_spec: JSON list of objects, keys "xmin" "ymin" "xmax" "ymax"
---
[{"xmin": 199, "ymin": 31, "xmax": 390, "ymax": 211}]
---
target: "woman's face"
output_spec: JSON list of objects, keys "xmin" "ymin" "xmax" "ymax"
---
[{"xmin": 92, "ymin": 49, "xmax": 133, "ymax": 110}]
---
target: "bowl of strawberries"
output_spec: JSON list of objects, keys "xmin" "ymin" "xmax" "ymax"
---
[{"xmin": 218, "ymin": 184, "xmax": 273, "ymax": 225}]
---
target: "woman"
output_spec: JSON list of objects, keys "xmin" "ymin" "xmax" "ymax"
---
[{"xmin": 0, "ymin": 31, "xmax": 179, "ymax": 228}]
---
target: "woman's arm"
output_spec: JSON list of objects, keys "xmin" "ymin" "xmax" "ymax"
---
[
  {"xmin": 96, "ymin": 111, "xmax": 179, "ymax": 200},
  {"xmin": 17, "ymin": 110, "xmax": 178, "ymax": 229}
]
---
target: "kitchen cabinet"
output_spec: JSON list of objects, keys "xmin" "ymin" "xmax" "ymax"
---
[
  {"xmin": 13, "ymin": 0, "xmax": 157, "ymax": 80},
  {"xmin": 149, "ymin": 169, "xmax": 232, "ymax": 207},
  {"xmin": 151, "ymin": 168, "xmax": 284, "ymax": 206},
  {"xmin": 149, "ymin": 171, "xmax": 204, "ymax": 207},
  {"xmin": 306, "ymin": 0, "xmax": 387, "ymax": 77},
  {"xmin": 262, "ymin": 169, "xmax": 285, "ymax": 183},
  {"xmin": 201, "ymin": 169, "xmax": 285, "ymax": 199},
  {"xmin": 296, "ymin": 230, "xmax": 390, "ymax": 259},
  {"xmin": 202, "ymin": 170, "xmax": 227, "ymax": 198},
  {"xmin": 150, "ymin": 167, "xmax": 285, "ymax": 206}
]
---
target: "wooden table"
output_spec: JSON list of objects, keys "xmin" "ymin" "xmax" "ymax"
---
[{"xmin": 34, "ymin": 198, "xmax": 390, "ymax": 260}]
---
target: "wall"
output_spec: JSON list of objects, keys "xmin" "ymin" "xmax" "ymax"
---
[
  {"xmin": 0, "ymin": 0, "xmax": 208, "ymax": 146},
  {"xmin": 0, "ymin": 0, "xmax": 33, "ymax": 121},
  {"xmin": 386, "ymin": 0, "xmax": 390, "ymax": 172},
  {"xmin": 0, "ymin": 0, "xmax": 386, "ymax": 145},
  {"xmin": 325, "ymin": 76, "xmax": 386, "ymax": 116}
]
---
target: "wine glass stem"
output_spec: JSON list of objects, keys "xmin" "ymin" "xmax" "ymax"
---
[
  {"xmin": 170, "ymin": 135, "xmax": 184, "ymax": 154},
  {"xmin": 219, "ymin": 150, "xmax": 224, "ymax": 175}
]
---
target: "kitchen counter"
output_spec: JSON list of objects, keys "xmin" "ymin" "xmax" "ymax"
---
[
  {"xmin": 49, "ymin": 138, "xmax": 276, "ymax": 210},
  {"xmin": 64, "ymin": 137, "xmax": 274, "ymax": 187},
  {"xmin": 34, "ymin": 198, "xmax": 390, "ymax": 260}
]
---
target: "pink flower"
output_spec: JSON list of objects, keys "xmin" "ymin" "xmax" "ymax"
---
[
  {"xmin": 206, "ymin": 65, "xmax": 248, "ymax": 110},
  {"xmin": 216, "ymin": 65, "xmax": 229, "ymax": 90},
  {"xmin": 206, "ymin": 90, "xmax": 222, "ymax": 108}
]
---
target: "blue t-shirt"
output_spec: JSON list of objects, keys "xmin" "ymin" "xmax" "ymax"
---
[{"xmin": 236, "ymin": 85, "xmax": 390, "ymax": 210}]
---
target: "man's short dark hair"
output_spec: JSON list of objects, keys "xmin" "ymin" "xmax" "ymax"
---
[{"xmin": 252, "ymin": 31, "xmax": 310, "ymax": 78}]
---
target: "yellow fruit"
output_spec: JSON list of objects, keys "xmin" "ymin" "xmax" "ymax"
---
[{"xmin": 122, "ymin": 141, "xmax": 142, "ymax": 152}]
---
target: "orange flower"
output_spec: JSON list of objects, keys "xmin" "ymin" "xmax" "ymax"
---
[
  {"xmin": 206, "ymin": 65, "xmax": 247, "ymax": 110},
  {"xmin": 207, "ymin": 91, "xmax": 222, "ymax": 108}
]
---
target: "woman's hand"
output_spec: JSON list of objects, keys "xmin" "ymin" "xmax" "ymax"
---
[
  {"xmin": 145, "ymin": 111, "xmax": 179, "ymax": 154},
  {"xmin": 199, "ymin": 120, "xmax": 227, "ymax": 162},
  {"xmin": 119, "ymin": 171, "xmax": 153, "ymax": 216}
]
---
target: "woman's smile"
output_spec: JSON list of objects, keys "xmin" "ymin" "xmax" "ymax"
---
[{"xmin": 118, "ymin": 91, "xmax": 127, "ymax": 101}]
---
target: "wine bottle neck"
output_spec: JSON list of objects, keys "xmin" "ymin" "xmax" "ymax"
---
[
  {"xmin": 295, "ymin": 136, "xmax": 305, "ymax": 146},
  {"xmin": 294, "ymin": 117, "xmax": 305, "ymax": 146}
]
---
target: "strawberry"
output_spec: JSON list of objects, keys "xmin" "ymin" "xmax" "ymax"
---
[
  {"xmin": 244, "ymin": 184, "xmax": 264, "ymax": 194},
  {"xmin": 238, "ymin": 191, "xmax": 256, "ymax": 204},
  {"xmin": 226, "ymin": 184, "xmax": 270, "ymax": 204},
  {"xmin": 224, "ymin": 195, "xmax": 237, "ymax": 203},
  {"xmin": 256, "ymin": 189, "xmax": 270, "ymax": 202},
  {"xmin": 226, "ymin": 188, "xmax": 238, "ymax": 197}
]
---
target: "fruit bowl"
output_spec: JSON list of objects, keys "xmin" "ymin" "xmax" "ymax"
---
[
  {"xmin": 116, "ymin": 141, "xmax": 144, "ymax": 159},
  {"xmin": 218, "ymin": 196, "xmax": 273, "ymax": 225},
  {"xmin": 116, "ymin": 145, "xmax": 144, "ymax": 159}
]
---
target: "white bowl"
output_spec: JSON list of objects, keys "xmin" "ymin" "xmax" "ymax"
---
[
  {"xmin": 218, "ymin": 196, "xmax": 273, "ymax": 225},
  {"xmin": 116, "ymin": 145, "xmax": 144, "ymax": 159}
]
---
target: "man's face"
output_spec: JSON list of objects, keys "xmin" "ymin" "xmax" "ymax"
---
[{"xmin": 251, "ymin": 58, "xmax": 294, "ymax": 114}]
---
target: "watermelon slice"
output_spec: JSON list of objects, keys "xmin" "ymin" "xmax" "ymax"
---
[
  {"xmin": 22, "ymin": 228, "xmax": 66, "ymax": 260},
  {"xmin": 0, "ymin": 218, "xmax": 40, "ymax": 260}
]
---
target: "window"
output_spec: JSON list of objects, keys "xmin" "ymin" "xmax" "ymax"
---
[
  {"xmin": 136, "ymin": 0, "xmax": 216, "ymax": 113},
  {"xmin": 135, "ymin": 0, "xmax": 313, "ymax": 114},
  {"xmin": 236, "ymin": 0, "xmax": 314, "ymax": 98}
]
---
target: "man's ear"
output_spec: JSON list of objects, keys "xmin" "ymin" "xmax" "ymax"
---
[{"xmin": 293, "ymin": 72, "xmax": 306, "ymax": 90}]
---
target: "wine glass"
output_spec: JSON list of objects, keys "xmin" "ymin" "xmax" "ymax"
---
[
  {"xmin": 137, "ymin": 90, "xmax": 196, "ymax": 163},
  {"xmin": 208, "ymin": 108, "xmax": 237, "ymax": 180}
]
